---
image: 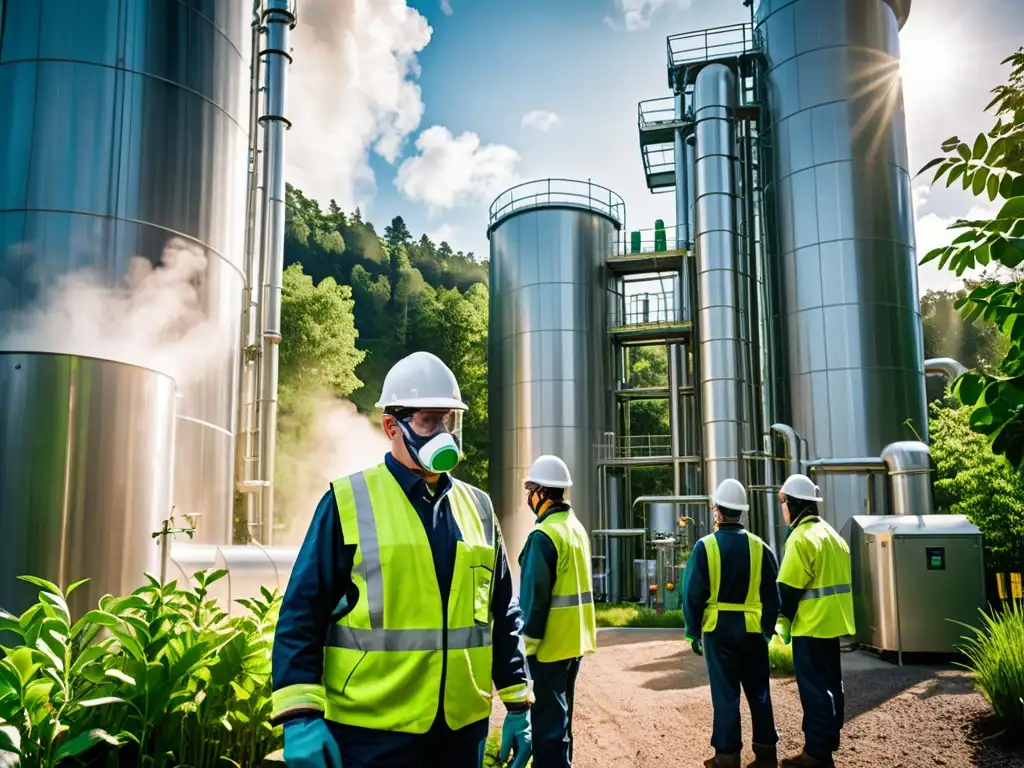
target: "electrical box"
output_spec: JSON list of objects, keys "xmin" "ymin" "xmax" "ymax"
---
[{"xmin": 843, "ymin": 515, "xmax": 986, "ymax": 655}]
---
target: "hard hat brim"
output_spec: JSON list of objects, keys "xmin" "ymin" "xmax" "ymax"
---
[
  {"xmin": 715, "ymin": 502, "xmax": 749, "ymax": 513},
  {"xmin": 375, "ymin": 396, "xmax": 468, "ymax": 410},
  {"xmin": 785, "ymin": 492, "xmax": 823, "ymax": 502},
  {"xmin": 525, "ymin": 478, "xmax": 573, "ymax": 489}
]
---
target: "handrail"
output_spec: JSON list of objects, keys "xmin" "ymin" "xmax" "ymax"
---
[
  {"xmin": 637, "ymin": 97, "xmax": 680, "ymax": 130},
  {"xmin": 666, "ymin": 23, "xmax": 755, "ymax": 69},
  {"xmin": 488, "ymin": 178, "xmax": 626, "ymax": 230},
  {"xmin": 613, "ymin": 291, "xmax": 680, "ymax": 328}
]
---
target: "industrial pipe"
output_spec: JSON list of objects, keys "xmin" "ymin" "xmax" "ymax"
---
[
  {"xmin": 924, "ymin": 358, "xmax": 968, "ymax": 383},
  {"xmin": 770, "ymin": 423, "xmax": 801, "ymax": 477},
  {"xmin": 804, "ymin": 457, "xmax": 887, "ymax": 475},
  {"xmin": 881, "ymin": 441, "xmax": 934, "ymax": 517},
  {"xmin": 256, "ymin": 0, "xmax": 296, "ymax": 545},
  {"xmin": 668, "ymin": 343, "xmax": 682, "ymax": 494},
  {"xmin": 674, "ymin": 93, "xmax": 691, "ymax": 251},
  {"xmin": 235, "ymin": 1, "xmax": 269, "ymax": 516},
  {"xmin": 693, "ymin": 63, "xmax": 746, "ymax": 498}
]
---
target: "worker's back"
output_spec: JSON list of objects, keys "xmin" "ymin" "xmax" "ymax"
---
[
  {"xmin": 683, "ymin": 522, "xmax": 780, "ymax": 641},
  {"xmin": 781, "ymin": 516, "xmax": 855, "ymax": 638}
]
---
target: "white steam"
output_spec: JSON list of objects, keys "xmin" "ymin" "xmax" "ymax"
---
[
  {"xmin": 287, "ymin": 0, "xmax": 432, "ymax": 208},
  {"xmin": 0, "ymin": 237, "xmax": 229, "ymax": 385},
  {"xmin": 279, "ymin": 394, "xmax": 392, "ymax": 544}
]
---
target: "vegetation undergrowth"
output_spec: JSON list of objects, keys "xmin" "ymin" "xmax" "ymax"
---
[
  {"xmin": 956, "ymin": 600, "xmax": 1024, "ymax": 730},
  {"xmin": 0, "ymin": 570, "xmax": 282, "ymax": 767}
]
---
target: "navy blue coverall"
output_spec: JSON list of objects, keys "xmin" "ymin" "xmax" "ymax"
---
[
  {"xmin": 682, "ymin": 522, "xmax": 781, "ymax": 756},
  {"xmin": 518, "ymin": 502, "xmax": 579, "ymax": 768},
  {"xmin": 271, "ymin": 453, "xmax": 531, "ymax": 768}
]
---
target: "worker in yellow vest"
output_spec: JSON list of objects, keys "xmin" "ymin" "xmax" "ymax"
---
[
  {"xmin": 774, "ymin": 474, "xmax": 856, "ymax": 768},
  {"xmin": 270, "ymin": 351, "xmax": 534, "ymax": 768},
  {"xmin": 516, "ymin": 455, "xmax": 597, "ymax": 768},
  {"xmin": 682, "ymin": 478, "xmax": 781, "ymax": 768}
]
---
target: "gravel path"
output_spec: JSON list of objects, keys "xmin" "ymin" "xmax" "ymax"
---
[{"xmin": 490, "ymin": 629, "xmax": 1024, "ymax": 768}]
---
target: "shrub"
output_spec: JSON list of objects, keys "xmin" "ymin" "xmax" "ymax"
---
[
  {"xmin": 956, "ymin": 600, "xmax": 1024, "ymax": 729},
  {"xmin": 768, "ymin": 636, "xmax": 794, "ymax": 676},
  {"xmin": 930, "ymin": 402, "xmax": 1024, "ymax": 572},
  {"xmin": 595, "ymin": 602, "xmax": 685, "ymax": 629},
  {"xmin": 0, "ymin": 570, "xmax": 282, "ymax": 767}
]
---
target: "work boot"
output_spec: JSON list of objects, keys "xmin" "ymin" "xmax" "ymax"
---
[
  {"xmin": 780, "ymin": 751, "xmax": 835, "ymax": 768},
  {"xmin": 748, "ymin": 742, "xmax": 778, "ymax": 767},
  {"xmin": 705, "ymin": 753, "xmax": 742, "ymax": 768}
]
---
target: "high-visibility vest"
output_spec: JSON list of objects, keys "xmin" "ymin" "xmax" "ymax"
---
[
  {"xmin": 778, "ymin": 516, "xmax": 856, "ymax": 639},
  {"xmin": 700, "ymin": 530, "xmax": 766, "ymax": 634},
  {"xmin": 533, "ymin": 509, "xmax": 597, "ymax": 662},
  {"xmin": 323, "ymin": 464, "xmax": 497, "ymax": 733}
]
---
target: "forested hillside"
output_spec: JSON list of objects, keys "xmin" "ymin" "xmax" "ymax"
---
[{"xmin": 280, "ymin": 184, "xmax": 490, "ymax": 490}]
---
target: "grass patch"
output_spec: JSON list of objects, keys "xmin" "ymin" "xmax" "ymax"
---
[
  {"xmin": 595, "ymin": 601, "xmax": 685, "ymax": 629},
  {"xmin": 483, "ymin": 730, "xmax": 532, "ymax": 767},
  {"xmin": 768, "ymin": 634, "xmax": 794, "ymax": 676},
  {"xmin": 957, "ymin": 600, "xmax": 1024, "ymax": 729}
]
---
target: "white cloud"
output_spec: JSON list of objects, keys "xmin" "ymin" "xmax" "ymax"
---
[
  {"xmin": 428, "ymin": 224, "xmax": 457, "ymax": 244},
  {"xmin": 604, "ymin": 0, "xmax": 691, "ymax": 32},
  {"xmin": 286, "ymin": 0, "xmax": 432, "ymax": 208},
  {"xmin": 394, "ymin": 126, "xmax": 521, "ymax": 213},
  {"xmin": 521, "ymin": 110, "xmax": 562, "ymax": 133},
  {"xmin": 440, "ymin": 0, "xmax": 453, "ymax": 15},
  {"xmin": 913, "ymin": 186, "xmax": 1000, "ymax": 294}
]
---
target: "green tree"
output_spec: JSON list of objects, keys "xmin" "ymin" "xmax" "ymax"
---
[
  {"xmin": 917, "ymin": 48, "xmax": 1024, "ymax": 468},
  {"xmin": 929, "ymin": 402, "xmax": 1024, "ymax": 571}
]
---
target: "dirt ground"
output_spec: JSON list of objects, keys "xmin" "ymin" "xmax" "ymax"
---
[{"xmin": 490, "ymin": 629, "xmax": 1024, "ymax": 768}]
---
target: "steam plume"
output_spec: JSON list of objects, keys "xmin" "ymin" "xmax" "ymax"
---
[
  {"xmin": 277, "ymin": 393, "xmax": 392, "ymax": 543},
  {"xmin": 0, "ymin": 237, "xmax": 230, "ymax": 386}
]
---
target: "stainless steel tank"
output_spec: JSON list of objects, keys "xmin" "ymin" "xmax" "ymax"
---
[
  {"xmin": 0, "ymin": 0, "xmax": 250, "ymax": 544},
  {"xmin": 0, "ymin": 353, "xmax": 176, "ymax": 617},
  {"xmin": 488, "ymin": 179, "xmax": 619, "ymax": 578},
  {"xmin": 646, "ymin": 502, "xmax": 679, "ymax": 536},
  {"xmin": 755, "ymin": 0, "xmax": 926, "ymax": 527}
]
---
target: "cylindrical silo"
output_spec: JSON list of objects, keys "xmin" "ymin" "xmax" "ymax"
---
[
  {"xmin": 756, "ymin": 0, "xmax": 926, "ymax": 532},
  {"xmin": 488, "ymin": 179, "xmax": 620, "ymax": 578},
  {"xmin": 0, "ymin": 0, "xmax": 250, "ymax": 544},
  {"xmin": 0, "ymin": 353, "xmax": 176, "ymax": 617}
]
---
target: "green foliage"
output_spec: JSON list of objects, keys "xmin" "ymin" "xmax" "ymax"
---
[
  {"xmin": 767, "ymin": 636, "xmax": 794, "ymax": 677},
  {"xmin": 282, "ymin": 185, "xmax": 492, "ymax": 490},
  {"xmin": 0, "ymin": 571, "xmax": 282, "ymax": 767},
  {"xmin": 955, "ymin": 601, "xmax": 1024, "ymax": 729},
  {"xmin": 921, "ymin": 283, "xmax": 1011, "ymax": 378},
  {"xmin": 917, "ymin": 48, "xmax": 1024, "ymax": 467},
  {"xmin": 929, "ymin": 403, "xmax": 1024, "ymax": 571}
]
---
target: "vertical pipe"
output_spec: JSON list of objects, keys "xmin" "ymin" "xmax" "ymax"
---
[
  {"xmin": 235, "ymin": 5, "xmax": 267, "ymax": 535},
  {"xmin": 675, "ymin": 93, "xmax": 691, "ymax": 252},
  {"xmin": 256, "ymin": 0, "xmax": 296, "ymax": 545},
  {"xmin": 693, "ymin": 63, "xmax": 746, "ymax": 498},
  {"xmin": 668, "ymin": 343, "xmax": 681, "ymax": 497}
]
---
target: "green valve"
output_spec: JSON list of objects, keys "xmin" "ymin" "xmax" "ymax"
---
[{"xmin": 630, "ymin": 231, "xmax": 641, "ymax": 254}]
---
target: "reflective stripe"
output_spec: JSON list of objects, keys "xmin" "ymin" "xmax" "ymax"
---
[
  {"xmin": 800, "ymin": 583, "xmax": 852, "ymax": 601},
  {"xmin": 497, "ymin": 681, "xmax": 535, "ymax": 705},
  {"xmin": 463, "ymin": 482, "xmax": 495, "ymax": 547},
  {"xmin": 351, "ymin": 472, "xmax": 384, "ymax": 629},
  {"xmin": 271, "ymin": 682, "xmax": 327, "ymax": 721},
  {"xmin": 550, "ymin": 591, "xmax": 594, "ymax": 608},
  {"xmin": 327, "ymin": 623, "xmax": 491, "ymax": 652}
]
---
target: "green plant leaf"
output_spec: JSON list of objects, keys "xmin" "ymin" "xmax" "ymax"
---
[
  {"xmin": 955, "ymin": 372, "xmax": 987, "ymax": 406},
  {"xmin": 998, "ymin": 195, "xmax": 1024, "ymax": 220},
  {"xmin": 79, "ymin": 696, "xmax": 126, "ymax": 708},
  {"xmin": 105, "ymin": 668, "xmax": 136, "ymax": 686},
  {"xmin": 973, "ymin": 167, "xmax": 990, "ymax": 196},
  {"xmin": 53, "ymin": 728, "xmax": 121, "ymax": 762},
  {"xmin": 917, "ymin": 157, "xmax": 947, "ymax": 176},
  {"xmin": 973, "ymin": 132, "xmax": 989, "ymax": 159},
  {"xmin": 1000, "ymin": 173, "xmax": 1015, "ymax": 199},
  {"xmin": 988, "ymin": 172, "xmax": 1000, "ymax": 201},
  {"xmin": 16, "ymin": 575, "xmax": 61, "ymax": 596},
  {"xmin": 956, "ymin": 142, "xmax": 972, "ymax": 160},
  {"xmin": 947, "ymin": 164, "xmax": 966, "ymax": 187},
  {"xmin": 0, "ymin": 723, "xmax": 19, "ymax": 754}
]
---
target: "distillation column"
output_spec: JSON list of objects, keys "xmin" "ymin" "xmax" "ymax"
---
[
  {"xmin": 692, "ymin": 64, "xmax": 750, "ymax": 515},
  {"xmin": 755, "ymin": 0, "xmax": 926, "ymax": 531}
]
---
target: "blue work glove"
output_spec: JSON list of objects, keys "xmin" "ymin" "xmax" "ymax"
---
[
  {"xmin": 283, "ymin": 716, "xmax": 342, "ymax": 768},
  {"xmin": 499, "ymin": 710, "xmax": 532, "ymax": 768},
  {"xmin": 686, "ymin": 635, "xmax": 703, "ymax": 657},
  {"xmin": 775, "ymin": 621, "xmax": 792, "ymax": 645}
]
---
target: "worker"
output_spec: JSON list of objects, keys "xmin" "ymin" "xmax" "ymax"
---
[
  {"xmin": 682, "ymin": 478, "xmax": 781, "ymax": 768},
  {"xmin": 517, "ymin": 454, "xmax": 597, "ymax": 768},
  {"xmin": 774, "ymin": 474, "xmax": 856, "ymax": 768},
  {"xmin": 269, "ymin": 351, "xmax": 534, "ymax": 768}
]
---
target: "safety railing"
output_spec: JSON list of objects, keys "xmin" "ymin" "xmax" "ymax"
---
[
  {"xmin": 488, "ymin": 178, "xmax": 625, "ymax": 230},
  {"xmin": 617, "ymin": 434, "xmax": 672, "ymax": 459},
  {"xmin": 640, "ymin": 144, "xmax": 676, "ymax": 187},
  {"xmin": 637, "ymin": 97, "xmax": 681, "ymax": 132},
  {"xmin": 667, "ymin": 23, "xmax": 756, "ymax": 69},
  {"xmin": 618, "ymin": 223, "xmax": 686, "ymax": 256},
  {"xmin": 612, "ymin": 291, "xmax": 681, "ymax": 328}
]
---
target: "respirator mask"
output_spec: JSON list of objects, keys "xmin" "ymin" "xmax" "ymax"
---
[{"xmin": 392, "ymin": 408, "xmax": 463, "ymax": 474}]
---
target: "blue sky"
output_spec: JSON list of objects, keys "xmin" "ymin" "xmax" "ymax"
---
[{"xmin": 285, "ymin": 0, "xmax": 1024, "ymax": 293}]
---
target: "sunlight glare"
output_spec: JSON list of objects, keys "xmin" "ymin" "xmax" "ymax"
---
[{"xmin": 898, "ymin": 15, "xmax": 963, "ymax": 101}]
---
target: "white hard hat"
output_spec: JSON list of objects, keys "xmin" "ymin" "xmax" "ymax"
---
[
  {"xmin": 375, "ymin": 351, "xmax": 468, "ymax": 410},
  {"xmin": 712, "ymin": 478, "xmax": 749, "ymax": 512},
  {"xmin": 526, "ymin": 455, "xmax": 573, "ymax": 489},
  {"xmin": 780, "ymin": 474, "xmax": 823, "ymax": 502}
]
